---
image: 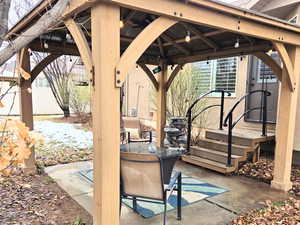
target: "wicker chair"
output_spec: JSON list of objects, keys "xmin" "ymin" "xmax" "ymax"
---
[{"xmin": 120, "ymin": 152, "xmax": 182, "ymax": 225}]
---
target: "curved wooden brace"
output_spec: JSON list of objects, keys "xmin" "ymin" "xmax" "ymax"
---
[
  {"xmin": 65, "ymin": 18, "xmax": 94, "ymax": 81},
  {"xmin": 253, "ymin": 52, "xmax": 282, "ymax": 81},
  {"xmin": 31, "ymin": 54, "xmax": 62, "ymax": 82},
  {"xmin": 273, "ymin": 42, "xmax": 295, "ymax": 91},
  {"xmin": 138, "ymin": 63, "xmax": 159, "ymax": 90},
  {"xmin": 166, "ymin": 64, "xmax": 184, "ymax": 91},
  {"xmin": 115, "ymin": 16, "xmax": 178, "ymax": 87}
]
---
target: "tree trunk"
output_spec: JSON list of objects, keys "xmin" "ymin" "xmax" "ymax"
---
[
  {"xmin": 0, "ymin": 0, "xmax": 11, "ymax": 48},
  {"xmin": 62, "ymin": 107, "xmax": 70, "ymax": 118},
  {"xmin": 0, "ymin": 0, "xmax": 70, "ymax": 66}
]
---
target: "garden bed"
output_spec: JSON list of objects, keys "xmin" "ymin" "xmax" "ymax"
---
[{"xmin": 0, "ymin": 172, "xmax": 92, "ymax": 224}]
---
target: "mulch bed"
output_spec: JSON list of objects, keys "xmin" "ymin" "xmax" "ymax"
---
[
  {"xmin": 232, "ymin": 198, "xmax": 300, "ymax": 225},
  {"xmin": 231, "ymin": 158, "xmax": 300, "ymax": 224},
  {"xmin": 236, "ymin": 157, "xmax": 300, "ymax": 196},
  {"xmin": 0, "ymin": 172, "xmax": 92, "ymax": 225}
]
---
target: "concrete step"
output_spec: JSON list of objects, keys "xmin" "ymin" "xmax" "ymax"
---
[
  {"xmin": 190, "ymin": 146, "xmax": 241, "ymax": 165},
  {"xmin": 205, "ymin": 129, "xmax": 275, "ymax": 146},
  {"xmin": 195, "ymin": 138, "xmax": 252, "ymax": 156},
  {"xmin": 181, "ymin": 155, "xmax": 236, "ymax": 174}
]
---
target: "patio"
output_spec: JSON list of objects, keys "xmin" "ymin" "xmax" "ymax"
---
[
  {"xmin": 4, "ymin": 0, "xmax": 300, "ymax": 224},
  {"xmin": 45, "ymin": 160, "xmax": 288, "ymax": 225}
]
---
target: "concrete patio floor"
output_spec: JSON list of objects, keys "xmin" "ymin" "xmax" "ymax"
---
[{"xmin": 45, "ymin": 160, "xmax": 288, "ymax": 225}]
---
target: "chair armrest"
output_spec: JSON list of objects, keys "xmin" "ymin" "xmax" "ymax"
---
[{"xmin": 140, "ymin": 130, "xmax": 152, "ymax": 143}]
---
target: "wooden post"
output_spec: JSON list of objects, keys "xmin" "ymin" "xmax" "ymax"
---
[
  {"xmin": 91, "ymin": 3, "xmax": 120, "ymax": 225},
  {"xmin": 271, "ymin": 46, "xmax": 300, "ymax": 191},
  {"xmin": 18, "ymin": 48, "xmax": 36, "ymax": 174},
  {"xmin": 156, "ymin": 61, "xmax": 167, "ymax": 147}
]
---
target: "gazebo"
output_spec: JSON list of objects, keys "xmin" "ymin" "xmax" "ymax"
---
[{"xmin": 3, "ymin": 0, "xmax": 300, "ymax": 224}]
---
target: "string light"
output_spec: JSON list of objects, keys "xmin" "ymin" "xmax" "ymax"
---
[
  {"xmin": 28, "ymin": 48, "xmax": 33, "ymax": 56},
  {"xmin": 120, "ymin": 20, "xmax": 124, "ymax": 28},
  {"xmin": 267, "ymin": 49, "xmax": 273, "ymax": 55},
  {"xmin": 44, "ymin": 42, "xmax": 49, "ymax": 49},
  {"xmin": 66, "ymin": 33, "xmax": 72, "ymax": 40},
  {"xmin": 234, "ymin": 38, "xmax": 240, "ymax": 48},
  {"xmin": 136, "ymin": 64, "xmax": 139, "ymax": 70},
  {"xmin": 185, "ymin": 30, "xmax": 191, "ymax": 43}
]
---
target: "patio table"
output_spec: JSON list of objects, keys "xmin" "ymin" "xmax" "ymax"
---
[{"xmin": 120, "ymin": 143, "xmax": 181, "ymax": 184}]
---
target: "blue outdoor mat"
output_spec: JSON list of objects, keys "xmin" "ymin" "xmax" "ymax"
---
[{"xmin": 78, "ymin": 169, "xmax": 228, "ymax": 218}]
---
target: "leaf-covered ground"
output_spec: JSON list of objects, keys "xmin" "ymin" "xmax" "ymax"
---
[
  {"xmin": 0, "ymin": 173, "xmax": 92, "ymax": 225},
  {"xmin": 232, "ymin": 198, "xmax": 300, "ymax": 225},
  {"xmin": 236, "ymin": 158, "xmax": 300, "ymax": 196}
]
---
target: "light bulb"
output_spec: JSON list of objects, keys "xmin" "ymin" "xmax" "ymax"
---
[
  {"xmin": 44, "ymin": 42, "xmax": 49, "ymax": 49},
  {"xmin": 185, "ymin": 31, "xmax": 191, "ymax": 42},
  {"xmin": 120, "ymin": 20, "xmax": 124, "ymax": 28},
  {"xmin": 234, "ymin": 39, "xmax": 239, "ymax": 48},
  {"xmin": 136, "ymin": 64, "xmax": 139, "ymax": 70},
  {"xmin": 66, "ymin": 33, "xmax": 72, "ymax": 40},
  {"xmin": 267, "ymin": 49, "xmax": 273, "ymax": 55}
]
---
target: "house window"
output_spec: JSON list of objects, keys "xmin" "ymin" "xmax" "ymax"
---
[
  {"xmin": 193, "ymin": 57, "xmax": 237, "ymax": 96},
  {"xmin": 257, "ymin": 52, "xmax": 280, "ymax": 83}
]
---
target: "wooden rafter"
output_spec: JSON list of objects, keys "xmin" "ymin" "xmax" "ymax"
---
[
  {"xmin": 123, "ymin": 10, "xmax": 136, "ymax": 27},
  {"xmin": 273, "ymin": 42, "xmax": 296, "ymax": 91},
  {"xmin": 138, "ymin": 63, "xmax": 159, "ymax": 90},
  {"xmin": 182, "ymin": 23, "xmax": 219, "ymax": 50},
  {"xmin": 253, "ymin": 52, "xmax": 282, "ymax": 81},
  {"xmin": 160, "ymin": 33, "xmax": 190, "ymax": 55},
  {"xmin": 108, "ymin": 0, "xmax": 300, "ymax": 46},
  {"xmin": 171, "ymin": 43, "xmax": 271, "ymax": 64},
  {"xmin": 115, "ymin": 16, "xmax": 177, "ymax": 87},
  {"xmin": 166, "ymin": 64, "xmax": 184, "ymax": 91},
  {"xmin": 65, "ymin": 18, "xmax": 94, "ymax": 80},
  {"xmin": 157, "ymin": 37, "xmax": 165, "ymax": 58},
  {"xmin": 31, "ymin": 54, "xmax": 62, "ymax": 82}
]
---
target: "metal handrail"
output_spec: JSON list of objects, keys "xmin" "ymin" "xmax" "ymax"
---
[
  {"xmin": 186, "ymin": 90, "xmax": 231, "ymax": 151},
  {"xmin": 223, "ymin": 89, "xmax": 271, "ymax": 167}
]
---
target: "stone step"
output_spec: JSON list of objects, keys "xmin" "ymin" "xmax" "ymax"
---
[
  {"xmin": 195, "ymin": 138, "xmax": 253, "ymax": 156},
  {"xmin": 181, "ymin": 155, "xmax": 236, "ymax": 174},
  {"xmin": 190, "ymin": 146, "xmax": 242, "ymax": 165},
  {"xmin": 205, "ymin": 129, "xmax": 275, "ymax": 146}
]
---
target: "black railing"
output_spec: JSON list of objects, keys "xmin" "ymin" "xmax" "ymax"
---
[
  {"xmin": 223, "ymin": 90, "xmax": 271, "ymax": 167},
  {"xmin": 186, "ymin": 90, "xmax": 231, "ymax": 151}
]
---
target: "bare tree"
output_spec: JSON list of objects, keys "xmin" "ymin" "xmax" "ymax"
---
[
  {"xmin": 0, "ymin": 0, "xmax": 70, "ymax": 66},
  {"xmin": 0, "ymin": 0, "xmax": 12, "ymax": 48},
  {"xmin": 34, "ymin": 54, "xmax": 77, "ymax": 117}
]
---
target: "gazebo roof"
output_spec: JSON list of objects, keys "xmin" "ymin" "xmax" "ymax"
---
[{"xmin": 5, "ymin": 0, "xmax": 300, "ymax": 66}]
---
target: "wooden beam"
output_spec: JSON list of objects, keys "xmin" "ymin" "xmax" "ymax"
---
[
  {"xmin": 18, "ymin": 48, "xmax": 36, "ymax": 174},
  {"xmin": 65, "ymin": 18, "xmax": 94, "ymax": 81},
  {"xmin": 115, "ymin": 16, "xmax": 177, "ymax": 87},
  {"xmin": 108, "ymin": 0, "xmax": 300, "ymax": 46},
  {"xmin": 91, "ymin": 3, "xmax": 120, "ymax": 225},
  {"xmin": 182, "ymin": 23, "xmax": 219, "ymax": 50},
  {"xmin": 156, "ymin": 61, "xmax": 168, "ymax": 147},
  {"xmin": 138, "ymin": 63, "xmax": 159, "ymax": 90},
  {"xmin": 160, "ymin": 33, "xmax": 190, "ymax": 55},
  {"xmin": 273, "ymin": 42, "xmax": 296, "ymax": 91},
  {"xmin": 166, "ymin": 64, "xmax": 184, "ymax": 91},
  {"xmin": 170, "ymin": 43, "xmax": 271, "ymax": 64},
  {"xmin": 253, "ymin": 52, "xmax": 282, "ymax": 81},
  {"xmin": 271, "ymin": 46, "xmax": 300, "ymax": 191},
  {"xmin": 157, "ymin": 37, "xmax": 165, "ymax": 58},
  {"xmin": 31, "ymin": 54, "xmax": 62, "ymax": 82}
]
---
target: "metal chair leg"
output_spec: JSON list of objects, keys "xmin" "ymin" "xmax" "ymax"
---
[
  {"xmin": 133, "ymin": 197, "xmax": 137, "ymax": 212},
  {"xmin": 177, "ymin": 172, "xmax": 182, "ymax": 220},
  {"xmin": 163, "ymin": 200, "xmax": 167, "ymax": 225}
]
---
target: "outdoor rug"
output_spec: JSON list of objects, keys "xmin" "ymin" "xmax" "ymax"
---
[{"xmin": 78, "ymin": 169, "xmax": 228, "ymax": 218}]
